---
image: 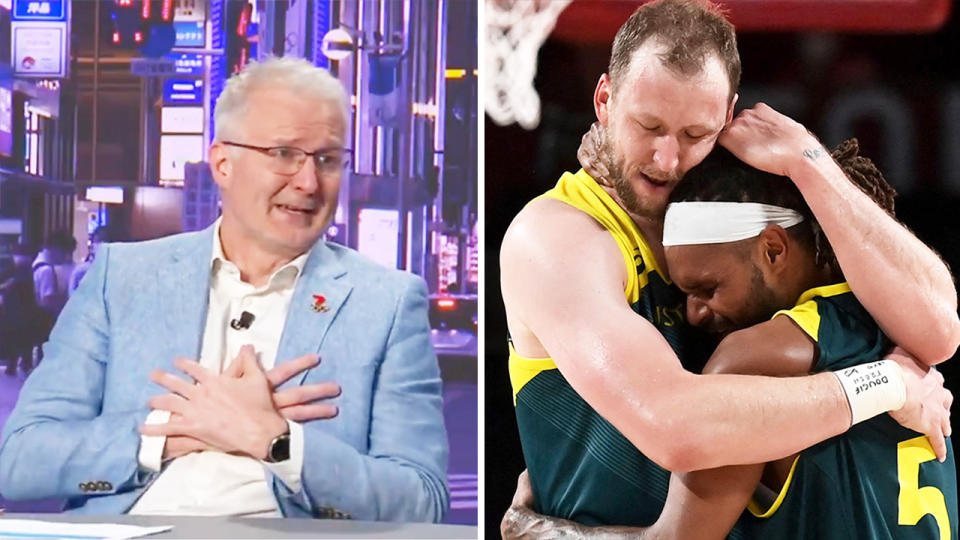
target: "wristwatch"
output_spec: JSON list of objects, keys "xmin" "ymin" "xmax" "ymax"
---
[{"xmin": 265, "ymin": 430, "xmax": 291, "ymax": 463}]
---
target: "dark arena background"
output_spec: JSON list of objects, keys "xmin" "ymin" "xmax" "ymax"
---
[{"xmin": 485, "ymin": 0, "xmax": 960, "ymax": 534}]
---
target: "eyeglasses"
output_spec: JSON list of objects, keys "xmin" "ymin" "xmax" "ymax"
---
[{"xmin": 222, "ymin": 141, "xmax": 349, "ymax": 176}]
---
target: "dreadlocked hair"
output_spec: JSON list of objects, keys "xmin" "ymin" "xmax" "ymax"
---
[
  {"xmin": 830, "ymin": 138, "xmax": 897, "ymax": 217},
  {"xmin": 813, "ymin": 138, "xmax": 897, "ymax": 268}
]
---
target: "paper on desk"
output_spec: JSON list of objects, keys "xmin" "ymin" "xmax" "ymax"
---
[{"xmin": 0, "ymin": 518, "xmax": 172, "ymax": 539}]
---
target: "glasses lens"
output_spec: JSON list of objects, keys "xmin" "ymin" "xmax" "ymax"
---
[
  {"xmin": 314, "ymin": 151, "xmax": 347, "ymax": 174},
  {"xmin": 267, "ymin": 147, "xmax": 308, "ymax": 174}
]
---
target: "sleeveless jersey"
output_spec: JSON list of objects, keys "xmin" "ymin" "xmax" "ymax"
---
[
  {"xmin": 739, "ymin": 283, "xmax": 958, "ymax": 540},
  {"xmin": 509, "ymin": 169, "xmax": 713, "ymax": 526}
]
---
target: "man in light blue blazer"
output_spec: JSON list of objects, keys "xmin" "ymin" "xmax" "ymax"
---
[{"xmin": 0, "ymin": 57, "xmax": 449, "ymax": 521}]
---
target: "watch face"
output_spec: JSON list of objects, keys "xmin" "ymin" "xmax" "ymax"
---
[{"xmin": 270, "ymin": 434, "xmax": 291, "ymax": 462}]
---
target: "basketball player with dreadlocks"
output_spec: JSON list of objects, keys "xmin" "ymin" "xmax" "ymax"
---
[
  {"xmin": 502, "ymin": 141, "xmax": 958, "ymax": 540},
  {"xmin": 500, "ymin": 0, "xmax": 955, "ymax": 529}
]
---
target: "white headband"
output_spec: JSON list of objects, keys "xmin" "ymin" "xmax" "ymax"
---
[{"xmin": 662, "ymin": 201, "xmax": 805, "ymax": 247}]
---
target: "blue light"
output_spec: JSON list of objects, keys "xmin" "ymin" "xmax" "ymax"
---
[
  {"xmin": 313, "ymin": 0, "xmax": 331, "ymax": 68},
  {"xmin": 12, "ymin": 0, "xmax": 66, "ymax": 21},
  {"xmin": 167, "ymin": 53, "xmax": 205, "ymax": 76},
  {"xmin": 163, "ymin": 78, "xmax": 204, "ymax": 105},
  {"xmin": 173, "ymin": 21, "xmax": 205, "ymax": 47},
  {"xmin": 209, "ymin": 0, "xmax": 225, "ymax": 142}
]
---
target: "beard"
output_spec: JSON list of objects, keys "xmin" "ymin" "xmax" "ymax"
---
[
  {"xmin": 599, "ymin": 127, "xmax": 680, "ymax": 222},
  {"xmin": 701, "ymin": 263, "xmax": 781, "ymax": 336},
  {"xmin": 739, "ymin": 263, "xmax": 783, "ymax": 328}
]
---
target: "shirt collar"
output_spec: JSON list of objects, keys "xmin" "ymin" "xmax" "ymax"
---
[{"xmin": 209, "ymin": 218, "xmax": 310, "ymax": 288}]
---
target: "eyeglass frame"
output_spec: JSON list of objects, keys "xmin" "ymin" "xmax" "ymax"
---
[{"xmin": 220, "ymin": 141, "xmax": 350, "ymax": 175}]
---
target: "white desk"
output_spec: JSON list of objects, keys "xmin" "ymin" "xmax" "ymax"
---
[{"xmin": 0, "ymin": 513, "xmax": 478, "ymax": 539}]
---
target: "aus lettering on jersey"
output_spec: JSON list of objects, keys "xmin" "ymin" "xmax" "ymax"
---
[{"xmin": 655, "ymin": 304, "xmax": 684, "ymax": 327}]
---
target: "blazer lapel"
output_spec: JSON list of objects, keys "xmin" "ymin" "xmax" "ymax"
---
[
  {"xmin": 276, "ymin": 241, "xmax": 353, "ymax": 388},
  {"xmin": 160, "ymin": 226, "xmax": 215, "ymax": 363}
]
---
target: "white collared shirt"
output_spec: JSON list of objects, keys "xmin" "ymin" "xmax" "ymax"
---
[{"xmin": 130, "ymin": 221, "xmax": 308, "ymax": 517}]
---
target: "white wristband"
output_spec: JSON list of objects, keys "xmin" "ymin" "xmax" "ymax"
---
[{"xmin": 832, "ymin": 360, "xmax": 906, "ymax": 426}]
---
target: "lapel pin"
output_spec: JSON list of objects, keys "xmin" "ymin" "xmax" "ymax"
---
[{"xmin": 312, "ymin": 294, "xmax": 329, "ymax": 313}]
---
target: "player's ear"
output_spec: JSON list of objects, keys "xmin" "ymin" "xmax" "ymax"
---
[
  {"xmin": 595, "ymin": 73, "xmax": 613, "ymax": 126},
  {"xmin": 725, "ymin": 93, "xmax": 738, "ymax": 125},
  {"xmin": 757, "ymin": 225, "xmax": 790, "ymax": 272}
]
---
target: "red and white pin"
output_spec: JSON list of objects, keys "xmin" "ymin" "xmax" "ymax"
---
[{"xmin": 312, "ymin": 294, "xmax": 330, "ymax": 313}]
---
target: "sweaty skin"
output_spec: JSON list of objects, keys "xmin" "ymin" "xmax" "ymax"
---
[
  {"xmin": 503, "ymin": 94, "xmax": 953, "ymax": 476},
  {"xmin": 503, "ymin": 227, "xmax": 953, "ymax": 540},
  {"xmin": 501, "ymin": 315, "xmax": 814, "ymax": 540}
]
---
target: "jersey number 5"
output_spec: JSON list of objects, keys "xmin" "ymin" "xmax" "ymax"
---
[{"xmin": 897, "ymin": 436, "xmax": 950, "ymax": 540}]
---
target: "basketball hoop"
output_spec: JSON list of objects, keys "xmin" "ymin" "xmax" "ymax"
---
[{"xmin": 485, "ymin": 0, "xmax": 573, "ymax": 130}]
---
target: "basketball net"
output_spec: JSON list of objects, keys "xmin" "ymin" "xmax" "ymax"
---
[{"xmin": 485, "ymin": 0, "xmax": 573, "ymax": 130}]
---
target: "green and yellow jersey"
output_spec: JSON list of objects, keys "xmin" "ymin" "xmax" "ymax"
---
[
  {"xmin": 740, "ymin": 283, "xmax": 958, "ymax": 540},
  {"xmin": 509, "ymin": 169, "xmax": 713, "ymax": 526}
]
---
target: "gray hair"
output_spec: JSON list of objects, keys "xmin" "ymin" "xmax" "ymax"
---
[{"xmin": 213, "ymin": 56, "xmax": 350, "ymax": 142}]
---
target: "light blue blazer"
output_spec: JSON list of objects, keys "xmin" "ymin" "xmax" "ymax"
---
[{"xmin": 0, "ymin": 226, "xmax": 449, "ymax": 521}]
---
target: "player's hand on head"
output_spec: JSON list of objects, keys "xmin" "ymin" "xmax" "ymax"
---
[
  {"xmin": 578, "ymin": 121, "xmax": 613, "ymax": 187},
  {"xmin": 887, "ymin": 346, "xmax": 953, "ymax": 462},
  {"xmin": 718, "ymin": 102, "xmax": 822, "ymax": 179}
]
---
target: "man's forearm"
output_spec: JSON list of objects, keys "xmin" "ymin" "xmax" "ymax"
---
[
  {"xmin": 589, "ymin": 368, "xmax": 851, "ymax": 472},
  {"xmin": 789, "ymin": 151, "xmax": 960, "ymax": 364},
  {"xmin": 0, "ymin": 248, "xmax": 150, "ymax": 501},
  {"xmin": 283, "ymin": 426, "xmax": 448, "ymax": 522},
  {"xmin": 0, "ymin": 410, "xmax": 151, "ymax": 500},
  {"xmin": 502, "ymin": 505, "xmax": 647, "ymax": 540}
]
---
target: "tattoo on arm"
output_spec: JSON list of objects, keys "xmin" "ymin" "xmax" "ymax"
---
[{"xmin": 802, "ymin": 147, "xmax": 826, "ymax": 161}]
